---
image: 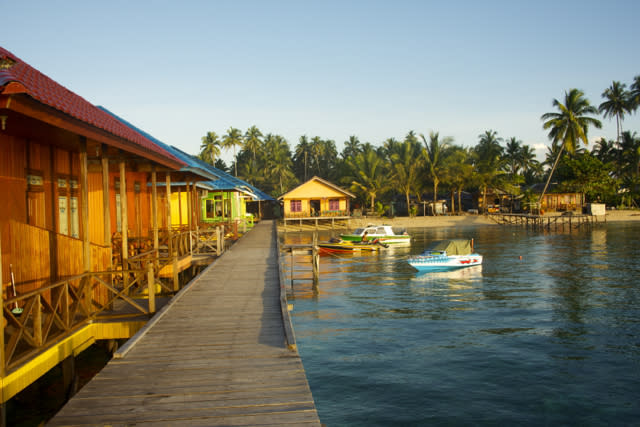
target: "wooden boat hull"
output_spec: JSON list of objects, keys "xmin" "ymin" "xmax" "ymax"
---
[
  {"xmin": 318, "ymin": 242, "xmax": 382, "ymax": 254},
  {"xmin": 340, "ymin": 235, "xmax": 411, "ymax": 245}
]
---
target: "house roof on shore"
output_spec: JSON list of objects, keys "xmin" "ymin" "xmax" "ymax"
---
[
  {"xmin": 278, "ymin": 176, "xmax": 355, "ymax": 200},
  {"xmin": 527, "ymin": 183, "xmax": 582, "ymax": 194},
  {"xmin": 0, "ymin": 47, "xmax": 184, "ymax": 169}
]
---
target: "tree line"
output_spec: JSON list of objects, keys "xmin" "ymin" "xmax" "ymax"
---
[{"xmin": 198, "ymin": 75, "xmax": 640, "ymax": 214}]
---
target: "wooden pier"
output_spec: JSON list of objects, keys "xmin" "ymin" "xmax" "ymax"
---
[
  {"xmin": 489, "ymin": 213, "xmax": 605, "ymax": 231},
  {"xmin": 282, "ymin": 215, "xmax": 350, "ymax": 230},
  {"xmin": 48, "ymin": 220, "xmax": 320, "ymax": 426}
]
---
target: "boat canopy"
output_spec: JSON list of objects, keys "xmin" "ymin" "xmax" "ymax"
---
[{"xmin": 425, "ymin": 239, "xmax": 474, "ymax": 255}]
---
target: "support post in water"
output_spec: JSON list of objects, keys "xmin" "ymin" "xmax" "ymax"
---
[{"xmin": 312, "ymin": 232, "xmax": 319, "ymax": 285}]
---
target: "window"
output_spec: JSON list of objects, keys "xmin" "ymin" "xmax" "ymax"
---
[
  {"xmin": 58, "ymin": 196, "xmax": 69, "ymax": 235},
  {"xmin": 205, "ymin": 199, "xmax": 215, "ymax": 219},
  {"xmin": 69, "ymin": 197, "xmax": 79, "ymax": 238},
  {"xmin": 290, "ymin": 200, "xmax": 302, "ymax": 212},
  {"xmin": 27, "ymin": 173, "xmax": 46, "ymax": 227},
  {"xmin": 329, "ymin": 199, "xmax": 340, "ymax": 210},
  {"xmin": 56, "ymin": 176, "xmax": 80, "ymax": 238}
]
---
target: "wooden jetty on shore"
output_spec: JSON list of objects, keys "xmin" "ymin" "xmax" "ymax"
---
[
  {"xmin": 48, "ymin": 220, "xmax": 320, "ymax": 426},
  {"xmin": 489, "ymin": 212, "xmax": 605, "ymax": 231}
]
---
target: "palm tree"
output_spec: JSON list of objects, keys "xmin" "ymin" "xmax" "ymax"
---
[
  {"xmin": 420, "ymin": 131, "xmax": 453, "ymax": 212},
  {"xmin": 199, "ymin": 131, "xmax": 221, "ymax": 165},
  {"xmin": 502, "ymin": 137, "xmax": 527, "ymax": 212},
  {"xmin": 519, "ymin": 144, "xmax": 539, "ymax": 177},
  {"xmin": 344, "ymin": 146, "xmax": 389, "ymax": 211},
  {"xmin": 541, "ymin": 88, "xmax": 602, "ymax": 207},
  {"xmin": 389, "ymin": 140, "xmax": 423, "ymax": 216},
  {"xmin": 264, "ymin": 134, "xmax": 295, "ymax": 196},
  {"xmin": 319, "ymin": 139, "xmax": 339, "ymax": 180},
  {"xmin": 294, "ymin": 135, "xmax": 312, "ymax": 181},
  {"xmin": 341, "ymin": 135, "xmax": 362, "ymax": 160},
  {"xmin": 591, "ymin": 138, "xmax": 618, "ymax": 165},
  {"xmin": 222, "ymin": 127, "xmax": 244, "ymax": 176},
  {"xmin": 599, "ymin": 81, "xmax": 631, "ymax": 143},
  {"xmin": 619, "ymin": 131, "xmax": 640, "ymax": 183},
  {"xmin": 629, "ymin": 75, "xmax": 640, "ymax": 112},
  {"xmin": 473, "ymin": 131, "xmax": 505, "ymax": 214},
  {"xmin": 441, "ymin": 145, "xmax": 473, "ymax": 214},
  {"xmin": 310, "ymin": 136, "xmax": 324, "ymax": 175},
  {"xmin": 238, "ymin": 157, "xmax": 264, "ymax": 188},
  {"xmin": 244, "ymin": 125, "xmax": 263, "ymax": 164},
  {"xmin": 383, "ymin": 137, "xmax": 401, "ymax": 158},
  {"xmin": 475, "ymin": 130, "xmax": 504, "ymax": 161},
  {"xmin": 504, "ymin": 137, "xmax": 523, "ymax": 180},
  {"xmin": 404, "ymin": 130, "xmax": 419, "ymax": 145}
]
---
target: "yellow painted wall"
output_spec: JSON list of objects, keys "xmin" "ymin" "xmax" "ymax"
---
[
  {"xmin": 170, "ymin": 191, "xmax": 189, "ymax": 226},
  {"xmin": 281, "ymin": 179, "xmax": 350, "ymax": 216}
]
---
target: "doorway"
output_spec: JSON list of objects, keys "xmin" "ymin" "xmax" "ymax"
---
[{"xmin": 310, "ymin": 199, "xmax": 321, "ymax": 216}]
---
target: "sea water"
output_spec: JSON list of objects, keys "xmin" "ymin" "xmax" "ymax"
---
[{"xmin": 284, "ymin": 222, "xmax": 640, "ymax": 426}]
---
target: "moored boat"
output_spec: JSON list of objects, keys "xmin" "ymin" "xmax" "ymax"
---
[
  {"xmin": 317, "ymin": 238, "xmax": 388, "ymax": 254},
  {"xmin": 340, "ymin": 224, "xmax": 411, "ymax": 245},
  {"xmin": 407, "ymin": 239, "xmax": 482, "ymax": 271}
]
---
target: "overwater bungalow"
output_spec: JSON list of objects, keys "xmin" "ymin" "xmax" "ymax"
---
[
  {"xmin": 200, "ymin": 167, "xmax": 275, "ymax": 228},
  {"xmin": 0, "ymin": 47, "xmax": 216, "ymax": 412},
  {"xmin": 98, "ymin": 106, "xmax": 276, "ymax": 242}
]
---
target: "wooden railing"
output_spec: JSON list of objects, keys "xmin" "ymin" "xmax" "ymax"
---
[
  {"xmin": 193, "ymin": 226, "xmax": 225, "ymax": 255},
  {"xmin": 283, "ymin": 211, "xmax": 350, "ymax": 219},
  {"xmin": 2, "ymin": 267, "xmax": 157, "ymax": 374},
  {"xmin": 6, "ymin": 221, "xmax": 111, "ymax": 299},
  {"xmin": 1, "ymin": 224, "xmax": 224, "ymax": 376}
]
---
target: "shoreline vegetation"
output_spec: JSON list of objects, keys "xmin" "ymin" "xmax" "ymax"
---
[
  {"xmin": 201, "ymin": 79, "xmax": 640, "ymax": 214},
  {"xmin": 278, "ymin": 209, "xmax": 640, "ymax": 231}
]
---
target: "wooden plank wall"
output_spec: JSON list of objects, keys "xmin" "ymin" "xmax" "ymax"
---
[
  {"xmin": 108, "ymin": 171, "xmax": 153, "ymax": 239},
  {"xmin": 6, "ymin": 221, "xmax": 110, "ymax": 303},
  {"xmin": 88, "ymin": 172, "xmax": 106, "ymax": 245},
  {"xmin": 7, "ymin": 220, "xmax": 50, "ymax": 295},
  {"xmin": 0, "ymin": 134, "xmax": 27, "ymax": 289}
]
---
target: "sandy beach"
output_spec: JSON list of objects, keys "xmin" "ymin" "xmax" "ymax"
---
[
  {"xmin": 279, "ymin": 209, "xmax": 640, "ymax": 231},
  {"xmin": 377, "ymin": 209, "xmax": 640, "ymax": 228}
]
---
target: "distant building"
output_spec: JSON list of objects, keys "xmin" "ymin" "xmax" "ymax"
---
[{"xmin": 278, "ymin": 176, "xmax": 354, "ymax": 218}]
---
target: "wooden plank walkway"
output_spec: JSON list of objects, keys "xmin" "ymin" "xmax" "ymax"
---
[{"xmin": 48, "ymin": 220, "xmax": 321, "ymax": 426}]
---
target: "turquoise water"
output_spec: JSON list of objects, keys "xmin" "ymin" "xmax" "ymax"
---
[{"xmin": 284, "ymin": 223, "xmax": 640, "ymax": 426}]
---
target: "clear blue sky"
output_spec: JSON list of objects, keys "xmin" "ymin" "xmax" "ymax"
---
[{"xmin": 4, "ymin": 0, "xmax": 640, "ymax": 163}]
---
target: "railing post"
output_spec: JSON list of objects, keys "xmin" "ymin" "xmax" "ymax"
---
[
  {"xmin": 34, "ymin": 294, "xmax": 43, "ymax": 347},
  {"xmin": 172, "ymin": 234, "xmax": 179, "ymax": 292},
  {"xmin": 147, "ymin": 262, "xmax": 156, "ymax": 313},
  {"xmin": 216, "ymin": 226, "xmax": 222, "ymax": 255},
  {"xmin": 120, "ymin": 159, "xmax": 129, "ymax": 292},
  {"xmin": 0, "ymin": 230, "xmax": 5, "ymax": 378},
  {"xmin": 62, "ymin": 281, "xmax": 70, "ymax": 329}
]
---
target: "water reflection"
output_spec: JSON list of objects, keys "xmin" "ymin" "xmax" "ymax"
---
[
  {"xmin": 410, "ymin": 265, "xmax": 483, "ymax": 282},
  {"xmin": 287, "ymin": 223, "xmax": 640, "ymax": 426}
]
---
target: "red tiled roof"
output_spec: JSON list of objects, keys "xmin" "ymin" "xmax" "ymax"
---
[{"xmin": 0, "ymin": 47, "xmax": 184, "ymax": 166}]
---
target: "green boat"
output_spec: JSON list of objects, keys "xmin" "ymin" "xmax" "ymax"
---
[{"xmin": 340, "ymin": 224, "xmax": 411, "ymax": 245}]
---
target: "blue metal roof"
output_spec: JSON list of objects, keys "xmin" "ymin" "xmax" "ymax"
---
[
  {"xmin": 167, "ymin": 146, "xmax": 274, "ymax": 201},
  {"xmin": 97, "ymin": 106, "xmax": 274, "ymax": 201},
  {"xmin": 97, "ymin": 106, "xmax": 219, "ymax": 181}
]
